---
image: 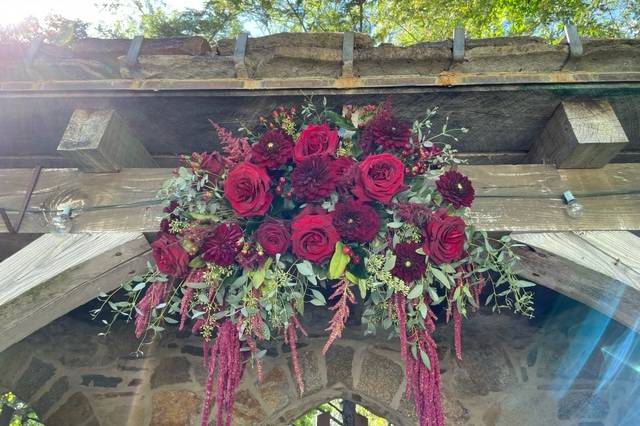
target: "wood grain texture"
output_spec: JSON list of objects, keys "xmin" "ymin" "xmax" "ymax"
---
[
  {"xmin": 0, "ymin": 164, "xmax": 639, "ymax": 233},
  {"xmin": 0, "ymin": 232, "xmax": 150, "ymax": 351},
  {"xmin": 57, "ymin": 109, "xmax": 157, "ymax": 172},
  {"xmin": 512, "ymin": 232, "xmax": 640, "ymax": 286},
  {"xmin": 515, "ymin": 245, "xmax": 640, "ymax": 333},
  {"xmin": 526, "ymin": 100, "xmax": 629, "ymax": 168}
]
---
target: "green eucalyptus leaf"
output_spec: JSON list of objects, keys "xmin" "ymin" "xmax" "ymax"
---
[{"xmin": 407, "ymin": 284, "xmax": 424, "ymax": 300}]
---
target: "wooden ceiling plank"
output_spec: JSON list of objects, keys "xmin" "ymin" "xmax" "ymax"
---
[
  {"xmin": 525, "ymin": 100, "xmax": 629, "ymax": 168},
  {"xmin": 514, "ymin": 244, "xmax": 640, "ymax": 333},
  {"xmin": 0, "ymin": 232, "xmax": 150, "ymax": 352},
  {"xmin": 57, "ymin": 109, "xmax": 157, "ymax": 172},
  {"xmin": 0, "ymin": 164, "xmax": 639, "ymax": 233}
]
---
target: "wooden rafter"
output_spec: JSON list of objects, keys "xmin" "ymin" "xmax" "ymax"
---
[
  {"xmin": 514, "ymin": 231, "xmax": 640, "ymax": 332},
  {"xmin": 0, "ymin": 163, "xmax": 639, "ymax": 233},
  {"xmin": 0, "ymin": 232, "xmax": 151, "ymax": 352}
]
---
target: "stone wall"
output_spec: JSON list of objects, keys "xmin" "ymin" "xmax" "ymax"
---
[{"xmin": 1, "ymin": 296, "xmax": 639, "ymax": 426}]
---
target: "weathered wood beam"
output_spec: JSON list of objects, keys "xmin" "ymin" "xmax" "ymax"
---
[
  {"xmin": 513, "ymin": 231, "xmax": 640, "ymax": 332},
  {"xmin": 57, "ymin": 109, "xmax": 157, "ymax": 172},
  {"xmin": 0, "ymin": 232, "xmax": 150, "ymax": 352},
  {"xmin": 525, "ymin": 100, "xmax": 629, "ymax": 168},
  {"xmin": 0, "ymin": 164, "xmax": 639, "ymax": 233}
]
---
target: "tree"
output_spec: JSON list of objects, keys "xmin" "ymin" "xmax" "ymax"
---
[{"xmin": 0, "ymin": 15, "xmax": 88, "ymax": 44}]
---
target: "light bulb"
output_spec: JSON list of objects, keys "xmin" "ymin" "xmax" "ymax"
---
[
  {"xmin": 50, "ymin": 207, "xmax": 73, "ymax": 233},
  {"xmin": 562, "ymin": 191, "xmax": 583, "ymax": 219}
]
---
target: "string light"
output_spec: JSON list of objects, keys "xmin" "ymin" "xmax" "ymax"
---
[
  {"xmin": 562, "ymin": 190, "xmax": 584, "ymax": 219},
  {"xmin": 50, "ymin": 207, "xmax": 73, "ymax": 233}
]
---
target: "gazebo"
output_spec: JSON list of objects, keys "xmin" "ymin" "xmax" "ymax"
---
[{"xmin": 0, "ymin": 30, "xmax": 638, "ymax": 425}]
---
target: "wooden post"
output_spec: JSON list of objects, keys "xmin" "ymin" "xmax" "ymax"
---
[
  {"xmin": 513, "ymin": 231, "xmax": 640, "ymax": 332},
  {"xmin": 525, "ymin": 100, "xmax": 629, "ymax": 168},
  {"xmin": 57, "ymin": 109, "xmax": 157, "ymax": 172},
  {"xmin": 0, "ymin": 232, "xmax": 151, "ymax": 351}
]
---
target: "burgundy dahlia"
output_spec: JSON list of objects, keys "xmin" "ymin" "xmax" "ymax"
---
[
  {"xmin": 391, "ymin": 242, "xmax": 426, "ymax": 283},
  {"xmin": 436, "ymin": 170, "xmax": 475, "ymax": 209},
  {"xmin": 201, "ymin": 223, "xmax": 243, "ymax": 266},
  {"xmin": 359, "ymin": 103, "xmax": 411, "ymax": 152},
  {"xmin": 290, "ymin": 155, "xmax": 337, "ymax": 202},
  {"xmin": 334, "ymin": 156, "xmax": 357, "ymax": 193},
  {"xmin": 332, "ymin": 199, "xmax": 380, "ymax": 243},
  {"xmin": 394, "ymin": 201, "xmax": 432, "ymax": 227},
  {"xmin": 251, "ymin": 129, "xmax": 294, "ymax": 168}
]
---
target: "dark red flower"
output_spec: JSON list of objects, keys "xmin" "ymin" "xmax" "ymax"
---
[
  {"xmin": 151, "ymin": 232, "xmax": 190, "ymax": 277},
  {"xmin": 359, "ymin": 103, "xmax": 411, "ymax": 152},
  {"xmin": 255, "ymin": 217, "xmax": 291, "ymax": 255},
  {"xmin": 201, "ymin": 223, "xmax": 243, "ymax": 266},
  {"xmin": 291, "ymin": 211, "xmax": 339, "ymax": 263},
  {"xmin": 251, "ymin": 129, "xmax": 294, "ymax": 168},
  {"xmin": 333, "ymin": 199, "xmax": 380, "ymax": 243},
  {"xmin": 159, "ymin": 200, "xmax": 179, "ymax": 232},
  {"xmin": 290, "ymin": 155, "xmax": 337, "ymax": 202},
  {"xmin": 334, "ymin": 156, "xmax": 357, "ymax": 192},
  {"xmin": 391, "ymin": 242, "xmax": 426, "ymax": 283},
  {"xmin": 436, "ymin": 170, "xmax": 475, "ymax": 209},
  {"xmin": 422, "ymin": 208, "xmax": 465, "ymax": 265},
  {"xmin": 224, "ymin": 162, "xmax": 273, "ymax": 217},
  {"xmin": 394, "ymin": 201, "xmax": 432, "ymax": 227},
  {"xmin": 353, "ymin": 153, "xmax": 405, "ymax": 204},
  {"xmin": 294, "ymin": 123, "xmax": 338, "ymax": 162},
  {"xmin": 237, "ymin": 242, "xmax": 266, "ymax": 270}
]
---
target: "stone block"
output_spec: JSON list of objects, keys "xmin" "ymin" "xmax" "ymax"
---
[
  {"xmin": 258, "ymin": 366, "xmax": 290, "ymax": 413},
  {"xmin": 14, "ymin": 357, "xmax": 55, "ymax": 400},
  {"xmin": 33, "ymin": 376, "xmax": 70, "ymax": 416},
  {"xmin": 355, "ymin": 351, "xmax": 403, "ymax": 405},
  {"xmin": 325, "ymin": 345, "xmax": 354, "ymax": 387},
  {"xmin": 151, "ymin": 356, "xmax": 191, "ymax": 389},
  {"xmin": 46, "ymin": 392, "xmax": 95, "ymax": 426},
  {"xmin": 151, "ymin": 390, "xmax": 200, "ymax": 426}
]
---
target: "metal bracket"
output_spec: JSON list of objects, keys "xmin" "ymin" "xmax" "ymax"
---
[
  {"xmin": 14, "ymin": 166, "xmax": 42, "ymax": 233},
  {"xmin": 234, "ymin": 32, "xmax": 249, "ymax": 79},
  {"xmin": 564, "ymin": 24, "xmax": 583, "ymax": 58},
  {"xmin": 23, "ymin": 36, "xmax": 44, "ymax": 67},
  {"xmin": 125, "ymin": 35, "xmax": 144, "ymax": 67},
  {"xmin": 452, "ymin": 25, "xmax": 465, "ymax": 62},
  {"xmin": 0, "ymin": 208, "xmax": 15, "ymax": 233},
  {"xmin": 341, "ymin": 32, "xmax": 355, "ymax": 78}
]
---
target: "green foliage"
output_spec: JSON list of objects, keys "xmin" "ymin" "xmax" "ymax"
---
[
  {"xmin": 0, "ymin": 15, "xmax": 88, "ymax": 44},
  {"xmin": 0, "ymin": 392, "xmax": 43, "ymax": 426}
]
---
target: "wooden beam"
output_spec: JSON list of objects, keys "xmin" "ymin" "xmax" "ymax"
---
[
  {"xmin": 0, "ymin": 164, "xmax": 639, "ymax": 233},
  {"xmin": 525, "ymin": 100, "xmax": 629, "ymax": 168},
  {"xmin": 57, "ymin": 109, "xmax": 157, "ymax": 172},
  {"xmin": 0, "ymin": 232, "xmax": 150, "ymax": 352},
  {"xmin": 513, "ymin": 231, "xmax": 640, "ymax": 332}
]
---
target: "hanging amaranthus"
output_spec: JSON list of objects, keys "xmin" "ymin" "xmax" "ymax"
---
[
  {"xmin": 285, "ymin": 314, "xmax": 307, "ymax": 394},
  {"xmin": 322, "ymin": 279, "xmax": 355, "ymax": 354}
]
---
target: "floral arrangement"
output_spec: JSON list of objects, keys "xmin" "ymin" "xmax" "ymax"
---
[{"xmin": 95, "ymin": 100, "xmax": 533, "ymax": 426}]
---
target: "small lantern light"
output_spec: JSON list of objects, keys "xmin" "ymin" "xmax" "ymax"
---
[{"xmin": 562, "ymin": 191, "xmax": 583, "ymax": 219}]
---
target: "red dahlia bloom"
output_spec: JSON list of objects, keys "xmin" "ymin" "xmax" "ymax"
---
[
  {"xmin": 290, "ymin": 155, "xmax": 337, "ymax": 202},
  {"xmin": 291, "ymin": 211, "xmax": 339, "ymax": 263},
  {"xmin": 224, "ymin": 162, "xmax": 273, "ymax": 217},
  {"xmin": 201, "ymin": 223, "xmax": 243, "ymax": 266},
  {"xmin": 333, "ymin": 156, "xmax": 357, "ymax": 193},
  {"xmin": 251, "ymin": 129, "xmax": 294, "ymax": 168},
  {"xmin": 294, "ymin": 123, "xmax": 338, "ymax": 162},
  {"xmin": 391, "ymin": 242, "xmax": 426, "ymax": 283},
  {"xmin": 422, "ymin": 208, "xmax": 465, "ymax": 265},
  {"xmin": 333, "ymin": 199, "xmax": 380, "ymax": 243},
  {"xmin": 359, "ymin": 104, "xmax": 411, "ymax": 152},
  {"xmin": 151, "ymin": 232, "xmax": 190, "ymax": 277},
  {"xmin": 436, "ymin": 170, "xmax": 475, "ymax": 209}
]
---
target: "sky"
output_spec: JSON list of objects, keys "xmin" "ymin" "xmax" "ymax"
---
[{"xmin": 0, "ymin": 0, "xmax": 204, "ymax": 27}]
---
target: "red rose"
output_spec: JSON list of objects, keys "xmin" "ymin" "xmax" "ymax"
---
[
  {"xmin": 332, "ymin": 199, "xmax": 380, "ymax": 243},
  {"xmin": 436, "ymin": 170, "xmax": 475, "ymax": 209},
  {"xmin": 422, "ymin": 208, "xmax": 466, "ymax": 265},
  {"xmin": 224, "ymin": 162, "xmax": 273, "ymax": 217},
  {"xmin": 255, "ymin": 217, "xmax": 291, "ymax": 255},
  {"xmin": 354, "ymin": 153, "xmax": 405, "ymax": 203},
  {"xmin": 201, "ymin": 223, "xmax": 243, "ymax": 266},
  {"xmin": 291, "ymin": 211, "xmax": 339, "ymax": 263},
  {"xmin": 290, "ymin": 155, "xmax": 337, "ymax": 202},
  {"xmin": 252, "ymin": 129, "xmax": 294, "ymax": 168},
  {"xmin": 294, "ymin": 123, "xmax": 338, "ymax": 162},
  {"xmin": 151, "ymin": 232, "xmax": 190, "ymax": 277}
]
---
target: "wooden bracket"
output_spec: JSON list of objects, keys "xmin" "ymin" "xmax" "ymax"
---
[
  {"xmin": 564, "ymin": 24, "xmax": 583, "ymax": 59},
  {"xmin": 57, "ymin": 109, "xmax": 157, "ymax": 172},
  {"xmin": 341, "ymin": 32, "xmax": 355, "ymax": 78},
  {"xmin": 125, "ymin": 35, "xmax": 144, "ymax": 67},
  {"xmin": 525, "ymin": 100, "xmax": 629, "ymax": 168},
  {"xmin": 234, "ymin": 32, "xmax": 249, "ymax": 79},
  {"xmin": 452, "ymin": 25, "xmax": 465, "ymax": 62}
]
